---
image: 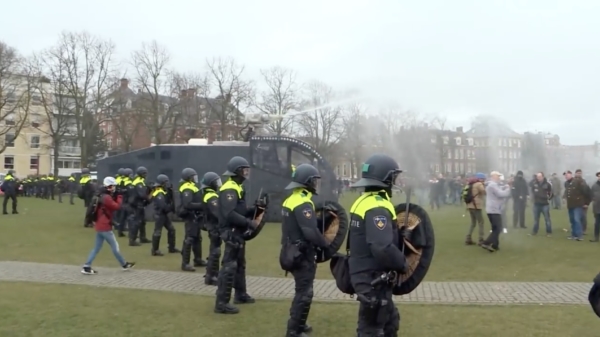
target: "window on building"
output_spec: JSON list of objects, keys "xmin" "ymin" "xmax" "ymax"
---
[
  {"xmin": 467, "ymin": 138, "xmax": 473, "ymax": 146},
  {"xmin": 56, "ymin": 159, "xmax": 81, "ymax": 169},
  {"xmin": 447, "ymin": 150, "xmax": 452, "ymax": 159},
  {"xmin": 455, "ymin": 137, "xmax": 461, "ymax": 146},
  {"xmin": 435, "ymin": 164, "xmax": 440, "ymax": 173},
  {"xmin": 5, "ymin": 134, "xmax": 15, "ymax": 147},
  {"xmin": 108, "ymin": 123, "xmax": 112, "ymax": 133},
  {"xmin": 454, "ymin": 149, "xmax": 459, "ymax": 159},
  {"xmin": 215, "ymin": 131, "xmax": 222, "ymax": 141},
  {"xmin": 5, "ymin": 113, "xmax": 15, "ymax": 126},
  {"xmin": 4, "ymin": 156, "xmax": 14, "ymax": 169},
  {"xmin": 30, "ymin": 156, "xmax": 39, "ymax": 170},
  {"xmin": 117, "ymin": 138, "xmax": 122, "ymax": 146},
  {"xmin": 343, "ymin": 164, "xmax": 348, "ymax": 176},
  {"xmin": 517, "ymin": 140, "xmax": 521, "ymax": 148},
  {"xmin": 445, "ymin": 163, "xmax": 451, "ymax": 173},
  {"xmin": 30, "ymin": 135, "xmax": 40, "ymax": 148},
  {"xmin": 106, "ymin": 138, "xmax": 112, "ymax": 149},
  {"xmin": 442, "ymin": 136, "xmax": 449, "ymax": 145},
  {"xmin": 228, "ymin": 131, "xmax": 235, "ymax": 141},
  {"xmin": 31, "ymin": 95, "xmax": 42, "ymax": 106}
]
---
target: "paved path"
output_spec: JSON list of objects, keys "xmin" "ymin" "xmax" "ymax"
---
[{"xmin": 0, "ymin": 261, "xmax": 590, "ymax": 305}]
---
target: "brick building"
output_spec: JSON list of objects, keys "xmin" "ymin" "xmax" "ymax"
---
[
  {"xmin": 430, "ymin": 126, "xmax": 477, "ymax": 176},
  {"xmin": 99, "ymin": 79, "xmax": 243, "ymax": 153},
  {"xmin": 468, "ymin": 125, "xmax": 522, "ymax": 175}
]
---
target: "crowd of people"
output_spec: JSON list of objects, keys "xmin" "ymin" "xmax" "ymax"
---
[{"xmin": 458, "ymin": 168, "xmax": 599, "ymax": 252}]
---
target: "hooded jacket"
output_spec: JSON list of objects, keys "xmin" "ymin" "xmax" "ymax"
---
[{"xmin": 511, "ymin": 171, "xmax": 529, "ymax": 199}]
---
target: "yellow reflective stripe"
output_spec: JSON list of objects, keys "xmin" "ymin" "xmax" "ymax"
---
[
  {"xmin": 282, "ymin": 189, "xmax": 314, "ymax": 211},
  {"xmin": 219, "ymin": 179, "xmax": 242, "ymax": 199},
  {"xmin": 350, "ymin": 192, "xmax": 396, "ymax": 220},
  {"xmin": 179, "ymin": 181, "xmax": 199, "ymax": 193},
  {"xmin": 203, "ymin": 190, "xmax": 218, "ymax": 203},
  {"xmin": 152, "ymin": 188, "xmax": 166, "ymax": 197}
]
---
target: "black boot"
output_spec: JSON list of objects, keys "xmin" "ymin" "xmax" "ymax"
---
[
  {"xmin": 181, "ymin": 242, "xmax": 195, "ymax": 272},
  {"xmin": 139, "ymin": 225, "xmax": 151, "ymax": 244},
  {"xmin": 192, "ymin": 241, "xmax": 207, "ymax": 267},
  {"xmin": 214, "ymin": 302, "xmax": 239, "ymax": 314},
  {"xmin": 167, "ymin": 231, "xmax": 180, "ymax": 253},
  {"xmin": 151, "ymin": 236, "xmax": 163, "ymax": 256}
]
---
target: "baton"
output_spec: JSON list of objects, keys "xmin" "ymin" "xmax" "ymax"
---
[{"xmin": 402, "ymin": 187, "xmax": 412, "ymax": 254}]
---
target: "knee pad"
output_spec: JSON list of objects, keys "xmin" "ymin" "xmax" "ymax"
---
[
  {"xmin": 184, "ymin": 236, "xmax": 195, "ymax": 245},
  {"xmin": 153, "ymin": 229, "xmax": 162, "ymax": 237},
  {"xmin": 212, "ymin": 247, "xmax": 222, "ymax": 257},
  {"xmin": 300, "ymin": 287, "xmax": 314, "ymax": 303},
  {"xmin": 223, "ymin": 260, "xmax": 237, "ymax": 272}
]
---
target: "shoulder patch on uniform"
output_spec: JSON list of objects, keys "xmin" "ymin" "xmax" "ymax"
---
[
  {"xmin": 211, "ymin": 199, "xmax": 218, "ymax": 206},
  {"xmin": 226, "ymin": 193, "xmax": 235, "ymax": 201},
  {"xmin": 373, "ymin": 215, "xmax": 387, "ymax": 230},
  {"xmin": 302, "ymin": 207, "xmax": 313, "ymax": 219}
]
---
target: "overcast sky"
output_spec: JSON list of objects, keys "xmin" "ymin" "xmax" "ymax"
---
[{"xmin": 2, "ymin": 0, "xmax": 598, "ymax": 145}]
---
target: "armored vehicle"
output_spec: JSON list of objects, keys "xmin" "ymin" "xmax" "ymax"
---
[{"xmin": 96, "ymin": 136, "xmax": 338, "ymax": 222}]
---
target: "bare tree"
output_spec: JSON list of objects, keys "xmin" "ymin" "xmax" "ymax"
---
[
  {"xmin": 27, "ymin": 54, "xmax": 79, "ymax": 176},
  {"xmin": 170, "ymin": 72, "xmax": 213, "ymax": 143},
  {"xmin": 41, "ymin": 31, "xmax": 119, "ymax": 167},
  {"xmin": 257, "ymin": 66, "xmax": 299, "ymax": 135},
  {"xmin": 339, "ymin": 103, "xmax": 369, "ymax": 178},
  {"xmin": 205, "ymin": 57, "xmax": 253, "ymax": 138},
  {"xmin": 429, "ymin": 115, "xmax": 450, "ymax": 174},
  {"xmin": 0, "ymin": 42, "xmax": 32, "ymax": 155},
  {"xmin": 296, "ymin": 80, "xmax": 344, "ymax": 156},
  {"xmin": 131, "ymin": 40, "xmax": 183, "ymax": 145}
]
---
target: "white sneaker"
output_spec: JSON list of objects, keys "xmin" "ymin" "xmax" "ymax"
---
[
  {"xmin": 81, "ymin": 266, "xmax": 97, "ymax": 275},
  {"xmin": 122, "ymin": 262, "xmax": 136, "ymax": 271}
]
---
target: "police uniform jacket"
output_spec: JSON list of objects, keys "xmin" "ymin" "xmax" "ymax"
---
[
  {"xmin": 348, "ymin": 191, "xmax": 405, "ymax": 275},
  {"xmin": 1, "ymin": 174, "xmax": 17, "ymax": 195},
  {"xmin": 179, "ymin": 181, "xmax": 203, "ymax": 218},
  {"xmin": 281, "ymin": 188, "xmax": 328, "ymax": 248},
  {"xmin": 218, "ymin": 179, "xmax": 253, "ymax": 233},
  {"xmin": 202, "ymin": 188, "xmax": 220, "ymax": 231},
  {"xmin": 79, "ymin": 175, "xmax": 92, "ymax": 196},
  {"xmin": 129, "ymin": 175, "xmax": 148, "ymax": 207},
  {"xmin": 152, "ymin": 187, "xmax": 171, "ymax": 215}
]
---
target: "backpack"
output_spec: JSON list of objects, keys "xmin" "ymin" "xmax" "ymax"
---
[
  {"xmin": 462, "ymin": 182, "xmax": 476, "ymax": 204},
  {"xmin": 84, "ymin": 193, "xmax": 105, "ymax": 225}
]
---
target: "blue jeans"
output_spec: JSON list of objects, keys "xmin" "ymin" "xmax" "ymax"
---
[
  {"xmin": 532, "ymin": 204, "xmax": 552, "ymax": 234},
  {"xmin": 552, "ymin": 195, "xmax": 561, "ymax": 209},
  {"xmin": 84, "ymin": 231, "xmax": 126, "ymax": 267},
  {"xmin": 567, "ymin": 207, "xmax": 583, "ymax": 238}
]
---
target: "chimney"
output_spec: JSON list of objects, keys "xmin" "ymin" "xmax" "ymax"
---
[
  {"xmin": 456, "ymin": 126, "xmax": 463, "ymax": 133},
  {"xmin": 180, "ymin": 90, "xmax": 187, "ymax": 98},
  {"xmin": 187, "ymin": 88, "xmax": 196, "ymax": 97},
  {"xmin": 120, "ymin": 78, "xmax": 129, "ymax": 88},
  {"xmin": 224, "ymin": 93, "xmax": 232, "ymax": 103}
]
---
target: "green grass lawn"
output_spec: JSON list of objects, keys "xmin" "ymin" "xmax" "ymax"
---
[
  {"xmin": 0, "ymin": 195, "xmax": 598, "ymax": 282},
  {"xmin": 0, "ymin": 282, "xmax": 596, "ymax": 337}
]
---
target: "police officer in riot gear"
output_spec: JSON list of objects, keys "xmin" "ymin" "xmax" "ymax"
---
[
  {"xmin": 281, "ymin": 164, "xmax": 328, "ymax": 337},
  {"xmin": 214, "ymin": 156, "xmax": 262, "ymax": 314},
  {"xmin": 47, "ymin": 174, "xmax": 56, "ymax": 200},
  {"xmin": 179, "ymin": 168, "xmax": 207, "ymax": 271},
  {"xmin": 113, "ymin": 168, "xmax": 125, "ymax": 228},
  {"xmin": 1, "ymin": 170, "xmax": 18, "ymax": 214},
  {"xmin": 200, "ymin": 171, "xmax": 223, "ymax": 286},
  {"xmin": 150, "ymin": 174, "xmax": 180, "ymax": 256},
  {"xmin": 117, "ymin": 168, "xmax": 133, "ymax": 237},
  {"xmin": 68, "ymin": 173, "xmax": 76, "ymax": 205},
  {"xmin": 349, "ymin": 154, "xmax": 407, "ymax": 337},
  {"xmin": 128, "ymin": 166, "xmax": 150, "ymax": 246},
  {"xmin": 79, "ymin": 168, "xmax": 94, "ymax": 227}
]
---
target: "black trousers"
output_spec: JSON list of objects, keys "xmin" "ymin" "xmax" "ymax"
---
[
  {"xmin": 216, "ymin": 238, "xmax": 247, "ymax": 304},
  {"xmin": 128, "ymin": 207, "xmax": 146, "ymax": 241},
  {"xmin": 205, "ymin": 228, "xmax": 222, "ymax": 278},
  {"xmin": 512, "ymin": 198, "xmax": 526, "ymax": 228},
  {"xmin": 2, "ymin": 194, "xmax": 17, "ymax": 213},
  {"xmin": 181, "ymin": 219, "xmax": 202, "ymax": 265},
  {"xmin": 484, "ymin": 213, "xmax": 503, "ymax": 249},
  {"xmin": 152, "ymin": 214, "xmax": 176, "ymax": 251},
  {"xmin": 287, "ymin": 257, "xmax": 317, "ymax": 333},
  {"xmin": 351, "ymin": 271, "xmax": 399, "ymax": 337}
]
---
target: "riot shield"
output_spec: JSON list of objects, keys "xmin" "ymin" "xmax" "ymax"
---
[
  {"xmin": 392, "ymin": 203, "xmax": 435, "ymax": 296},
  {"xmin": 315, "ymin": 200, "xmax": 349, "ymax": 263}
]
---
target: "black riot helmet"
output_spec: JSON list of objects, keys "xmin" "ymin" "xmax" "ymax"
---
[
  {"xmin": 201, "ymin": 172, "xmax": 222, "ymax": 190},
  {"xmin": 285, "ymin": 164, "xmax": 321, "ymax": 194},
  {"xmin": 81, "ymin": 168, "xmax": 90, "ymax": 175},
  {"xmin": 351, "ymin": 154, "xmax": 402, "ymax": 188},
  {"xmin": 123, "ymin": 168, "xmax": 133, "ymax": 179},
  {"xmin": 117, "ymin": 168, "xmax": 125, "ymax": 176},
  {"xmin": 7, "ymin": 170, "xmax": 14, "ymax": 176},
  {"xmin": 156, "ymin": 174, "xmax": 169, "ymax": 187},
  {"xmin": 223, "ymin": 156, "xmax": 250, "ymax": 178},
  {"xmin": 136, "ymin": 166, "xmax": 148, "ymax": 177},
  {"xmin": 181, "ymin": 168, "xmax": 198, "ymax": 183}
]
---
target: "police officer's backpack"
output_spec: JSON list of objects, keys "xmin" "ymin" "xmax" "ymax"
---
[{"xmin": 77, "ymin": 184, "xmax": 84, "ymax": 199}]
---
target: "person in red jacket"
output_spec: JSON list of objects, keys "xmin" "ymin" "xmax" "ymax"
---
[{"xmin": 81, "ymin": 176, "xmax": 135, "ymax": 275}]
